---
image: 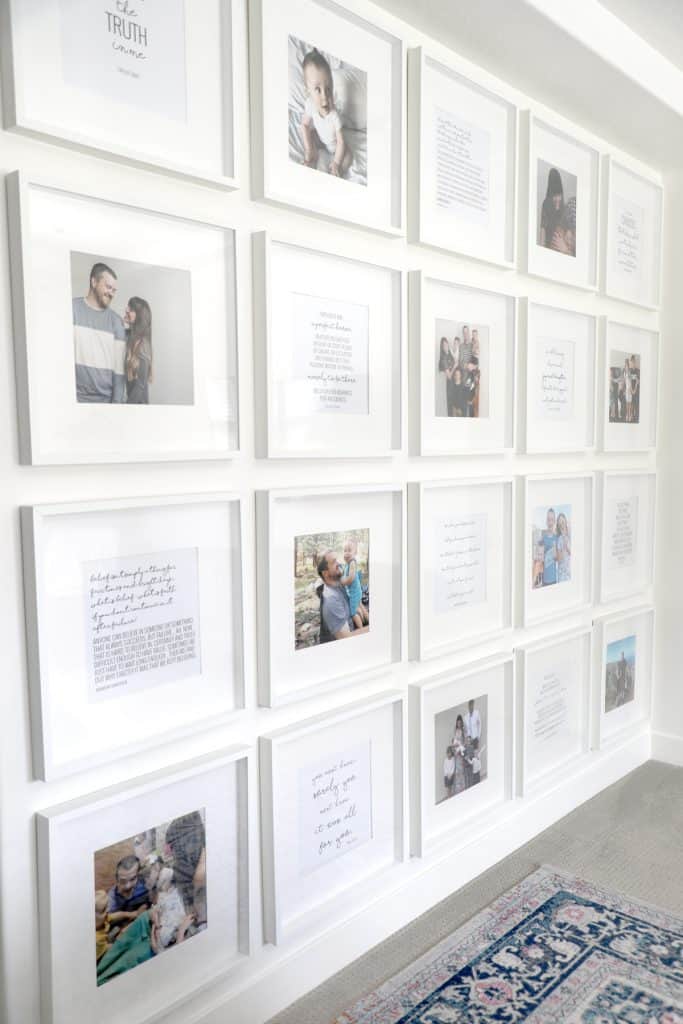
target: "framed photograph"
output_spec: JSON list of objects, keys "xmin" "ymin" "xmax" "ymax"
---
[
  {"xmin": 523, "ymin": 301, "xmax": 597, "ymax": 453},
  {"xmin": 260, "ymin": 690, "xmax": 405, "ymax": 944},
  {"xmin": 526, "ymin": 114, "xmax": 599, "ymax": 289},
  {"xmin": 257, "ymin": 485, "xmax": 403, "ymax": 706},
  {"xmin": 37, "ymin": 746, "xmax": 252, "ymax": 1024},
  {"xmin": 250, "ymin": 0, "xmax": 404, "ymax": 234},
  {"xmin": 599, "ymin": 471, "xmax": 656, "ymax": 605},
  {"xmin": 409, "ymin": 655, "xmax": 514, "ymax": 857},
  {"xmin": 602, "ymin": 320, "xmax": 658, "ymax": 453},
  {"xmin": 22, "ymin": 495, "xmax": 245, "ymax": 780},
  {"xmin": 253, "ymin": 232, "xmax": 402, "ymax": 458},
  {"xmin": 593, "ymin": 606, "xmax": 654, "ymax": 749},
  {"xmin": 523, "ymin": 473, "xmax": 594, "ymax": 627},
  {"xmin": 408, "ymin": 478, "xmax": 513, "ymax": 661},
  {"xmin": 411, "ymin": 272, "xmax": 515, "ymax": 455},
  {"xmin": 515, "ymin": 628, "xmax": 591, "ymax": 797},
  {"xmin": 7, "ymin": 172, "xmax": 239, "ymax": 465},
  {"xmin": 1, "ymin": 0, "xmax": 239, "ymax": 188},
  {"xmin": 408, "ymin": 46, "xmax": 516, "ymax": 267},
  {"xmin": 604, "ymin": 158, "xmax": 662, "ymax": 309}
]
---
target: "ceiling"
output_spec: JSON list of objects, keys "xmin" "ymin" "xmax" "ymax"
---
[{"xmin": 597, "ymin": 0, "xmax": 683, "ymax": 71}]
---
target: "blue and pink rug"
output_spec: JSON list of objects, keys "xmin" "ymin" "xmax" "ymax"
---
[{"xmin": 335, "ymin": 866, "xmax": 683, "ymax": 1023}]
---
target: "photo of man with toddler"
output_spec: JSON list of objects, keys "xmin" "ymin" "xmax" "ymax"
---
[
  {"xmin": 294, "ymin": 529, "xmax": 370, "ymax": 649},
  {"xmin": 435, "ymin": 695, "xmax": 488, "ymax": 805}
]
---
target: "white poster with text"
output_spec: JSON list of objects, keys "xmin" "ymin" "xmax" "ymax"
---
[
  {"xmin": 433, "ymin": 513, "xmax": 487, "ymax": 614},
  {"xmin": 526, "ymin": 659, "xmax": 576, "ymax": 774},
  {"xmin": 292, "ymin": 293, "xmax": 370, "ymax": 415},
  {"xmin": 434, "ymin": 107, "xmax": 491, "ymax": 226},
  {"xmin": 608, "ymin": 495, "xmax": 638, "ymax": 570},
  {"xmin": 612, "ymin": 194, "xmax": 644, "ymax": 281},
  {"xmin": 535, "ymin": 338, "xmax": 575, "ymax": 420}
]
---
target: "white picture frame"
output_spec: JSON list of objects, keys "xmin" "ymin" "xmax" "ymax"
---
[
  {"xmin": 526, "ymin": 113, "xmax": 599, "ymax": 290},
  {"xmin": 603, "ymin": 157, "xmax": 663, "ymax": 310},
  {"xmin": 601, "ymin": 319, "xmax": 659, "ymax": 453},
  {"xmin": 249, "ymin": 0, "xmax": 404, "ymax": 235},
  {"xmin": 260, "ymin": 690, "xmax": 405, "ymax": 944},
  {"xmin": 409, "ymin": 654, "xmax": 514, "ymax": 858},
  {"xmin": 593, "ymin": 606, "xmax": 654, "ymax": 749},
  {"xmin": 22, "ymin": 494, "xmax": 245, "ymax": 780},
  {"xmin": 37, "ymin": 746, "xmax": 253, "ymax": 1024},
  {"xmin": 523, "ymin": 300, "xmax": 597, "ymax": 453},
  {"xmin": 599, "ymin": 471, "xmax": 656, "ymax": 606},
  {"xmin": 522, "ymin": 473, "xmax": 594, "ymax": 627},
  {"xmin": 7, "ymin": 172, "xmax": 239, "ymax": 466},
  {"xmin": 253, "ymin": 232, "xmax": 403, "ymax": 458},
  {"xmin": 411, "ymin": 272, "xmax": 516, "ymax": 455},
  {"xmin": 408, "ymin": 478, "xmax": 514, "ymax": 661},
  {"xmin": 408, "ymin": 46, "xmax": 517, "ymax": 268},
  {"xmin": 1, "ymin": 0, "xmax": 240, "ymax": 189},
  {"xmin": 515, "ymin": 628, "xmax": 591, "ymax": 798},
  {"xmin": 256, "ymin": 484, "xmax": 403, "ymax": 707}
]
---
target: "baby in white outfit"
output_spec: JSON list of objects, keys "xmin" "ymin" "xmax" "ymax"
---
[{"xmin": 299, "ymin": 48, "xmax": 352, "ymax": 178}]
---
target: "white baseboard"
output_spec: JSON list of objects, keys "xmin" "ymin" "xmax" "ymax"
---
[{"xmin": 651, "ymin": 731, "xmax": 683, "ymax": 765}]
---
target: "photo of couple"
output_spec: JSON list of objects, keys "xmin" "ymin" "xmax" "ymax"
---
[
  {"xmin": 435, "ymin": 696, "xmax": 488, "ymax": 804},
  {"xmin": 71, "ymin": 251, "xmax": 194, "ymax": 406},
  {"xmin": 531, "ymin": 505, "xmax": 572, "ymax": 589},
  {"xmin": 605, "ymin": 635, "xmax": 636, "ymax": 713},
  {"xmin": 294, "ymin": 529, "xmax": 370, "ymax": 649},
  {"xmin": 435, "ymin": 320, "xmax": 486, "ymax": 419},
  {"xmin": 94, "ymin": 810, "xmax": 207, "ymax": 986},
  {"xmin": 609, "ymin": 351, "xmax": 641, "ymax": 424},
  {"xmin": 537, "ymin": 162, "xmax": 577, "ymax": 258}
]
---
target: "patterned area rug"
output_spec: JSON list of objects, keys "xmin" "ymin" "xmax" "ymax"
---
[{"xmin": 335, "ymin": 866, "xmax": 683, "ymax": 1024}]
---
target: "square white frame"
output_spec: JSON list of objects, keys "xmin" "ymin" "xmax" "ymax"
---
[
  {"xmin": 408, "ymin": 478, "xmax": 514, "ymax": 661},
  {"xmin": 599, "ymin": 470, "xmax": 656, "ymax": 606},
  {"xmin": 522, "ymin": 473, "xmax": 594, "ymax": 628},
  {"xmin": 260, "ymin": 690, "xmax": 406, "ymax": 945},
  {"xmin": 603, "ymin": 157, "xmax": 663, "ymax": 310},
  {"xmin": 515, "ymin": 627, "xmax": 591, "ymax": 798},
  {"xmin": 522, "ymin": 300, "xmax": 597, "ymax": 453},
  {"xmin": 249, "ymin": 0, "xmax": 405, "ymax": 235},
  {"xmin": 409, "ymin": 654, "xmax": 514, "ymax": 858},
  {"xmin": 410, "ymin": 271, "xmax": 516, "ymax": 455},
  {"xmin": 21, "ymin": 494, "xmax": 246, "ymax": 781},
  {"xmin": 256, "ymin": 484, "xmax": 403, "ymax": 706},
  {"xmin": 592, "ymin": 606, "xmax": 654, "ymax": 749},
  {"xmin": 1, "ymin": 0, "xmax": 240, "ymax": 189},
  {"xmin": 408, "ymin": 46, "xmax": 517, "ymax": 268},
  {"xmin": 37, "ymin": 746, "xmax": 253, "ymax": 1024},
  {"xmin": 601, "ymin": 319, "xmax": 659, "ymax": 453},
  {"xmin": 252, "ymin": 232, "xmax": 403, "ymax": 458},
  {"xmin": 525, "ymin": 113, "xmax": 600, "ymax": 290},
  {"xmin": 7, "ymin": 171, "xmax": 240, "ymax": 466}
]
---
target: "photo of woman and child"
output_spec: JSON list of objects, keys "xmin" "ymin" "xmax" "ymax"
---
[
  {"xmin": 531, "ymin": 505, "xmax": 572, "ymax": 589},
  {"xmin": 294, "ymin": 529, "xmax": 370, "ymax": 649},
  {"xmin": 94, "ymin": 810, "xmax": 206, "ymax": 986},
  {"xmin": 609, "ymin": 351, "xmax": 641, "ymax": 424},
  {"xmin": 537, "ymin": 162, "xmax": 577, "ymax": 258},
  {"xmin": 435, "ymin": 320, "xmax": 486, "ymax": 419},
  {"xmin": 435, "ymin": 696, "xmax": 488, "ymax": 805}
]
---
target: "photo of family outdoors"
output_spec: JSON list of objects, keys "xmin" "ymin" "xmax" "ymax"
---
[
  {"xmin": 93, "ymin": 810, "xmax": 206, "ymax": 987},
  {"xmin": 531, "ymin": 505, "xmax": 572, "ymax": 589},
  {"xmin": 71, "ymin": 251, "xmax": 194, "ymax": 407},
  {"xmin": 435, "ymin": 696, "xmax": 488, "ymax": 804},
  {"xmin": 537, "ymin": 161, "xmax": 577, "ymax": 258},
  {"xmin": 609, "ymin": 351, "xmax": 641, "ymax": 424},
  {"xmin": 294, "ymin": 529, "xmax": 370, "ymax": 649},
  {"xmin": 288, "ymin": 35, "xmax": 368, "ymax": 186},
  {"xmin": 605, "ymin": 635, "xmax": 636, "ymax": 713},
  {"xmin": 435, "ymin": 319, "xmax": 487, "ymax": 419}
]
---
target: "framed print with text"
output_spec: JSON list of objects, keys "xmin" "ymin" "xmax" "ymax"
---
[
  {"xmin": 599, "ymin": 471, "xmax": 656, "ymax": 606},
  {"xmin": 8, "ymin": 173, "xmax": 239, "ymax": 465},
  {"xmin": 256, "ymin": 484, "xmax": 403, "ymax": 706},
  {"xmin": 253, "ymin": 233, "xmax": 402, "ymax": 458},
  {"xmin": 408, "ymin": 47, "xmax": 516, "ymax": 267},
  {"xmin": 250, "ymin": 0, "xmax": 404, "ymax": 234},
  {"xmin": 411, "ymin": 272, "xmax": 515, "ymax": 455},
  {"xmin": 409, "ymin": 655, "xmax": 514, "ymax": 857},
  {"xmin": 2, "ymin": 0, "xmax": 240, "ymax": 187},
  {"xmin": 526, "ymin": 114, "xmax": 599, "ymax": 290},
  {"xmin": 260, "ymin": 691, "xmax": 405, "ymax": 944},
  {"xmin": 604, "ymin": 158, "xmax": 662, "ymax": 309},
  {"xmin": 408, "ymin": 478, "xmax": 513, "ymax": 661},
  {"xmin": 37, "ymin": 747, "xmax": 252, "ymax": 1024},
  {"xmin": 602, "ymin": 320, "xmax": 658, "ymax": 453},
  {"xmin": 22, "ymin": 495, "xmax": 245, "ymax": 780},
  {"xmin": 593, "ymin": 606, "xmax": 653, "ymax": 749}
]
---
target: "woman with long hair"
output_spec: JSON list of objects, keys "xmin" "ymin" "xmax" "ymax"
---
[
  {"xmin": 539, "ymin": 166, "xmax": 564, "ymax": 249},
  {"xmin": 451, "ymin": 714, "xmax": 468, "ymax": 794},
  {"xmin": 123, "ymin": 296, "xmax": 153, "ymax": 404},
  {"xmin": 556, "ymin": 512, "xmax": 571, "ymax": 583},
  {"xmin": 437, "ymin": 336, "xmax": 456, "ymax": 417}
]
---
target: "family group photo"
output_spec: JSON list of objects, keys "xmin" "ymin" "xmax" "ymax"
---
[
  {"xmin": 531, "ymin": 504, "xmax": 572, "ymax": 589},
  {"xmin": 605, "ymin": 635, "xmax": 636, "ymax": 713},
  {"xmin": 435, "ymin": 319, "xmax": 487, "ymax": 419},
  {"xmin": 294, "ymin": 529, "xmax": 370, "ymax": 649},
  {"xmin": 434, "ymin": 696, "xmax": 488, "ymax": 805},
  {"xmin": 93, "ymin": 810, "xmax": 207, "ymax": 986},
  {"xmin": 537, "ymin": 161, "xmax": 577, "ymax": 258},
  {"xmin": 608, "ymin": 350, "xmax": 641, "ymax": 424}
]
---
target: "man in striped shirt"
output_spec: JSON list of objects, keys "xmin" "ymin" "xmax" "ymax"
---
[{"xmin": 73, "ymin": 262, "xmax": 126, "ymax": 403}]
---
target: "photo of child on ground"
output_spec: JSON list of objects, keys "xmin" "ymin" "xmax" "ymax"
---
[
  {"xmin": 294, "ymin": 529, "xmax": 370, "ymax": 649},
  {"xmin": 605, "ymin": 635, "xmax": 636, "ymax": 712}
]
